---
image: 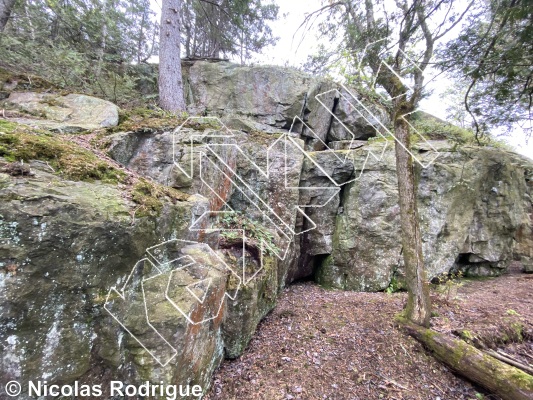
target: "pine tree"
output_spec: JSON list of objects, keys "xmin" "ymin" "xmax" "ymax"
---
[{"xmin": 158, "ymin": 0, "xmax": 186, "ymax": 112}]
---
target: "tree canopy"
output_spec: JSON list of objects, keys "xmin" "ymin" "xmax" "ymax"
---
[
  {"xmin": 182, "ymin": 0, "xmax": 279, "ymax": 64},
  {"xmin": 438, "ymin": 0, "xmax": 533, "ymax": 139}
]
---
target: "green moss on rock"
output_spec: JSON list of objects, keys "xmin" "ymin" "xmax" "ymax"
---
[{"xmin": 0, "ymin": 128, "xmax": 125, "ymax": 182}]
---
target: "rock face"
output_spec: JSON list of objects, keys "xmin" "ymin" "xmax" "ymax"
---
[
  {"xmin": 0, "ymin": 164, "xmax": 224, "ymax": 396},
  {"xmin": 183, "ymin": 61, "xmax": 385, "ymax": 149},
  {"xmin": 315, "ymin": 143, "xmax": 533, "ymax": 290},
  {"xmin": 4, "ymin": 92, "xmax": 119, "ymax": 132},
  {"xmin": 1, "ymin": 60, "xmax": 532, "ymax": 399}
]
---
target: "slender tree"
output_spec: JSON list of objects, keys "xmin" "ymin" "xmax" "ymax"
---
[
  {"xmin": 180, "ymin": 0, "xmax": 278, "ymax": 63},
  {"xmin": 303, "ymin": 0, "xmax": 474, "ymax": 326},
  {"xmin": 159, "ymin": 0, "xmax": 186, "ymax": 112}
]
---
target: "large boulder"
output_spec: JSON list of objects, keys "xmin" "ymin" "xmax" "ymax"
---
[
  {"xmin": 183, "ymin": 61, "xmax": 384, "ymax": 147},
  {"xmin": 0, "ymin": 161, "xmax": 230, "ymax": 397},
  {"xmin": 4, "ymin": 92, "xmax": 119, "ymax": 132},
  {"xmin": 105, "ymin": 121, "xmax": 306, "ymax": 359},
  {"xmin": 314, "ymin": 141, "xmax": 533, "ymax": 290}
]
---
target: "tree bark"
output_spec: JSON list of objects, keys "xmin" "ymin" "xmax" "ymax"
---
[
  {"xmin": 0, "ymin": 0, "xmax": 16, "ymax": 32},
  {"xmin": 95, "ymin": 0, "xmax": 108, "ymax": 80},
  {"xmin": 403, "ymin": 322, "xmax": 533, "ymax": 400},
  {"xmin": 159, "ymin": 0, "xmax": 186, "ymax": 112},
  {"xmin": 394, "ymin": 116, "xmax": 431, "ymax": 327}
]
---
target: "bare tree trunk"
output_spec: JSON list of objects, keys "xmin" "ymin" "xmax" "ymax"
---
[
  {"xmin": 159, "ymin": 0, "xmax": 186, "ymax": 112},
  {"xmin": 95, "ymin": 0, "xmax": 108, "ymax": 79},
  {"xmin": 136, "ymin": 10, "xmax": 146, "ymax": 64},
  {"xmin": 394, "ymin": 116, "xmax": 431, "ymax": 327},
  {"xmin": 0, "ymin": 0, "xmax": 17, "ymax": 32}
]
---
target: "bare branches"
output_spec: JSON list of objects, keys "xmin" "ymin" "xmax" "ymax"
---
[
  {"xmin": 434, "ymin": 0, "xmax": 476, "ymax": 41},
  {"xmin": 463, "ymin": 0, "xmax": 520, "ymax": 141}
]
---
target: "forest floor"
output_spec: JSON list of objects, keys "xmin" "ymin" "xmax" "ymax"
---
[{"xmin": 205, "ymin": 266, "xmax": 533, "ymax": 400}]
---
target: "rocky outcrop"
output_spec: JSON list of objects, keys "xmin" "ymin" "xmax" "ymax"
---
[
  {"xmin": 106, "ymin": 121, "xmax": 306, "ymax": 358},
  {"xmin": 3, "ymin": 92, "xmax": 119, "ymax": 132},
  {"xmin": 1, "ymin": 60, "xmax": 532, "ymax": 399},
  {"xmin": 314, "ymin": 142, "xmax": 533, "ymax": 290},
  {"xmin": 183, "ymin": 61, "xmax": 385, "ymax": 150},
  {"xmin": 0, "ymin": 163, "xmax": 223, "ymax": 396}
]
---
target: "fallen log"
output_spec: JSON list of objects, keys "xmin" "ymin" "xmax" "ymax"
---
[
  {"xmin": 487, "ymin": 349, "xmax": 533, "ymax": 376},
  {"xmin": 402, "ymin": 322, "xmax": 533, "ymax": 400}
]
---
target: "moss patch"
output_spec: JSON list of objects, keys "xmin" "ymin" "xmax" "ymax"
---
[
  {"xmin": 0, "ymin": 120, "xmax": 19, "ymax": 133},
  {"xmin": 0, "ymin": 66, "xmax": 57, "ymax": 93},
  {"xmin": 109, "ymin": 108, "xmax": 231, "ymax": 135},
  {"xmin": 111, "ymin": 108, "xmax": 186, "ymax": 133},
  {"xmin": 131, "ymin": 178, "xmax": 190, "ymax": 217},
  {"xmin": 0, "ymin": 128, "xmax": 124, "ymax": 182}
]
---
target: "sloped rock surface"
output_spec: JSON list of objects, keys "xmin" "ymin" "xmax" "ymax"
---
[
  {"xmin": 0, "ymin": 163, "xmax": 223, "ymax": 397},
  {"xmin": 4, "ymin": 92, "xmax": 119, "ymax": 132},
  {"xmin": 106, "ymin": 125, "xmax": 306, "ymax": 358},
  {"xmin": 183, "ymin": 61, "xmax": 384, "ymax": 147}
]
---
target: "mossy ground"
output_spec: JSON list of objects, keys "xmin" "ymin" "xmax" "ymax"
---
[
  {"xmin": 0, "ymin": 66, "xmax": 58, "ymax": 93},
  {"xmin": 0, "ymin": 125, "xmax": 124, "ymax": 182},
  {"xmin": 108, "ymin": 108, "xmax": 225, "ymax": 135}
]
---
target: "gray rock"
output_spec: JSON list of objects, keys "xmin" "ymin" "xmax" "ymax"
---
[
  {"xmin": 183, "ymin": 61, "xmax": 387, "ymax": 144},
  {"xmin": 4, "ymin": 92, "xmax": 119, "ymax": 132},
  {"xmin": 185, "ymin": 62, "xmax": 310, "ymax": 129},
  {"xmin": 0, "ymin": 163, "xmax": 224, "ymax": 397},
  {"xmin": 315, "ymin": 143, "xmax": 533, "ymax": 290},
  {"xmin": 328, "ymin": 87, "xmax": 388, "ymax": 141}
]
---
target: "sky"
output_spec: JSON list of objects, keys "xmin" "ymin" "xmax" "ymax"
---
[{"xmin": 150, "ymin": 0, "xmax": 532, "ymax": 158}]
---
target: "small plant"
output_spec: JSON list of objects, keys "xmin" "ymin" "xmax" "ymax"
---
[
  {"xmin": 217, "ymin": 211, "xmax": 280, "ymax": 256},
  {"xmin": 130, "ymin": 178, "xmax": 189, "ymax": 217},
  {"xmin": 385, "ymin": 275, "xmax": 401, "ymax": 294},
  {"xmin": 506, "ymin": 309, "xmax": 520, "ymax": 316},
  {"xmin": 432, "ymin": 269, "xmax": 464, "ymax": 302}
]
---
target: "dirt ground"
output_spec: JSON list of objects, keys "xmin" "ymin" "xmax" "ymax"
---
[{"xmin": 205, "ymin": 267, "xmax": 533, "ymax": 400}]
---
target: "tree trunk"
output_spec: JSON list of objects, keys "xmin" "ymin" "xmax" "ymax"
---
[
  {"xmin": 403, "ymin": 322, "xmax": 533, "ymax": 400},
  {"xmin": 0, "ymin": 0, "xmax": 16, "ymax": 32},
  {"xmin": 95, "ymin": 0, "xmax": 108, "ymax": 80},
  {"xmin": 136, "ymin": 11, "xmax": 146, "ymax": 64},
  {"xmin": 394, "ymin": 116, "xmax": 431, "ymax": 327},
  {"xmin": 159, "ymin": 0, "xmax": 186, "ymax": 112}
]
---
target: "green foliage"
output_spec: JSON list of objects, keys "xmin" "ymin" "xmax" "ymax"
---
[
  {"xmin": 217, "ymin": 211, "xmax": 280, "ymax": 256},
  {"xmin": 181, "ymin": 0, "xmax": 279, "ymax": 64},
  {"xmin": 410, "ymin": 112, "xmax": 513, "ymax": 149},
  {"xmin": 0, "ymin": 0, "xmax": 158, "ymax": 106},
  {"xmin": 438, "ymin": 0, "xmax": 533, "ymax": 137},
  {"xmin": 431, "ymin": 270, "xmax": 464, "ymax": 302},
  {"xmin": 385, "ymin": 275, "xmax": 401, "ymax": 294}
]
